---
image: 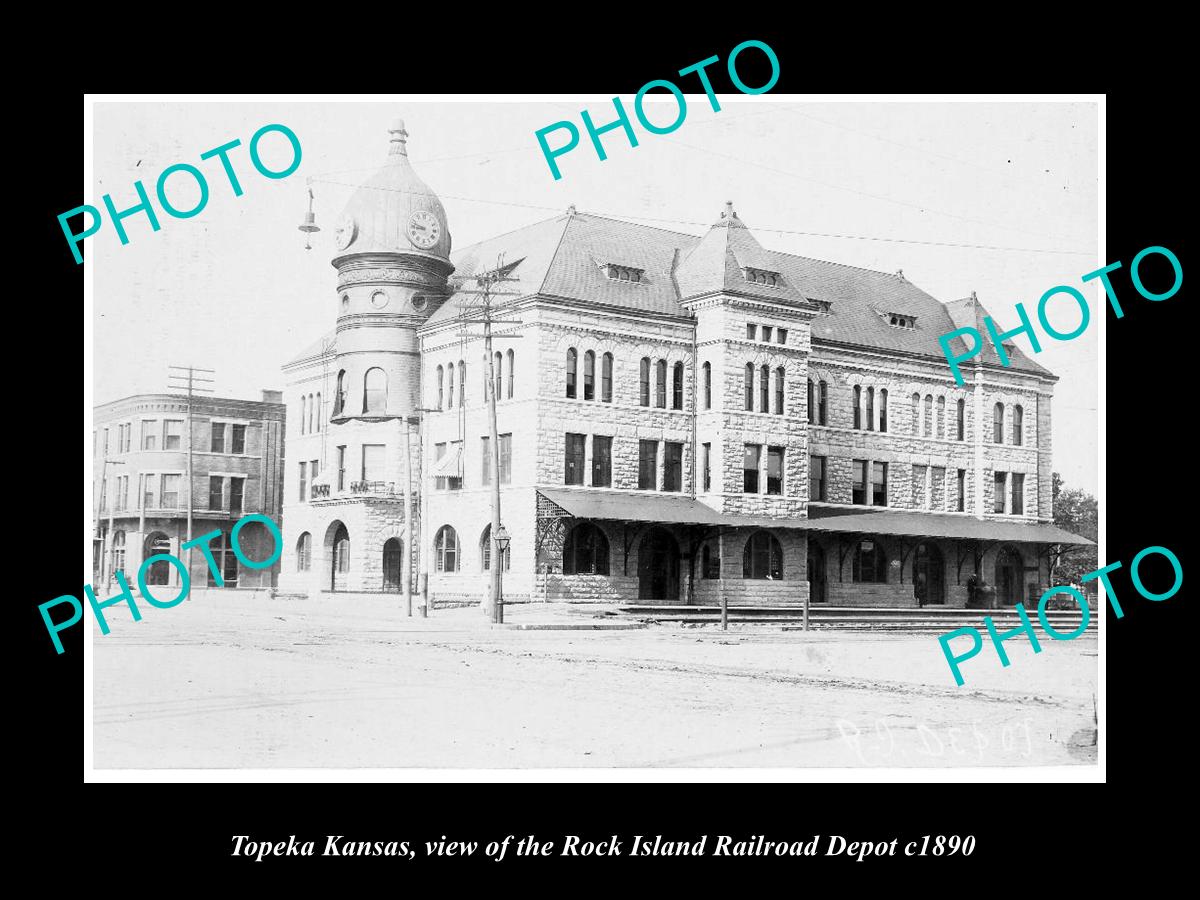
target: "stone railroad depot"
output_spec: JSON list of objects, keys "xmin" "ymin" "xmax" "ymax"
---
[{"xmin": 276, "ymin": 120, "xmax": 1088, "ymax": 609}]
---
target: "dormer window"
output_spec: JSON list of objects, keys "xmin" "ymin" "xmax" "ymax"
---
[
  {"xmin": 743, "ymin": 267, "xmax": 780, "ymax": 287},
  {"xmin": 808, "ymin": 298, "xmax": 833, "ymax": 314},
  {"xmin": 603, "ymin": 263, "xmax": 644, "ymax": 283},
  {"xmin": 883, "ymin": 312, "xmax": 917, "ymax": 329}
]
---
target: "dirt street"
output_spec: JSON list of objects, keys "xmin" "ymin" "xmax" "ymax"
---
[{"xmin": 91, "ymin": 591, "xmax": 1098, "ymax": 769}]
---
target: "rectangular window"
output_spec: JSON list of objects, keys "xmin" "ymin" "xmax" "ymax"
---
[
  {"xmin": 957, "ymin": 400, "xmax": 965, "ymax": 441},
  {"xmin": 702, "ymin": 442, "xmax": 711, "ymax": 492},
  {"xmin": 211, "ymin": 423, "xmax": 226, "ymax": 453},
  {"xmin": 1013, "ymin": 406, "xmax": 1024, "ymax": 446},
  {"xmin": 957, "ymin": 469, "xmax": 966, "ymax": 512},
  {"xmin": 231, "ymin": 424, "xmax": 246, "ymax": 454},
  {"xmin": 103, "ymin": 428, "xmax": 110, "ymax": 457},
  {"xmin": 766, "ymin": 446, "xmax": 784, "ymax": 495},
  {"xmin": 818, "ymin": 381, "xmax": 827, "ymax": 425},
  {"xmin": 564, "ymin": 433, "xmax": 586, "ymax": 485},
  {"xmin": 762, "ymin": 325, "xmax": 773, "ymax": 343},
  {"xmin": 299, "ymin": 463, "xmax": 308, "ymax": 502},
  {"xmin": 852, "ymin": 459, "xmax": 867, "ymax": 505},
  {"xmin": 663, "ymin": 442, "xmax": 683, "ymax": 492},
  {"xmin": 912, "ymin": 464, "xmax": 928, "ymax": 508},
  {"xmin": 778, "ymin": 328, "xmax": 788, "ymax": 345},
  {"xmin": 810, "ymin": 455, "xmax": 826, "ymax": 502},
  {"xmin": 872, "ymin": 462, "xmax": 888, "ymax": 507},
  {"xmin": 229, "ymin": 476, "xmax": 245, "ymax": 515},
  {"xmin": 481, "ymin": 436, "xmax": 491, "ymax": 486},
  {"xmin": 994, "ymin": 471, "xmax": 1007, "ymax": 514},
  {"xmin": 746, "ymin": 323, "xmax": 757, "ymax": 340},
  {"xmin": 117, "ymin": 475, "xmax": 129, "ymax": 510},
  {"xmin": 362, "ymin": 444, "xmax": 386, "ymax": 482},
  {"xmin": 499, "ymin": 433, "xmax": 512, "ymax": 484},
  {"xmin": 1012, "ymin": 473, "xmax": 1025, "ymax": 515},
  {"xmin": 161, "ymin": 474, "xmax": 181, "ymax": 509},
  {"xmin": 638, "ymin": 440, "xmax": 658, "ymax": 490},
  {"xmin": 337, "ymin": 445, "xmax": 346, "ymax": 491},
  {"xmin": 163, "ymin": 420, "xmax": 182, "ymax": 451},
  {"xmin": 743, "ymin": 444, "xmax": 761, "ymax": 493},
  {"xmin": 434, "ymin": 442, "xmax": 446, "ymax": 491},
  {"xmin": 142, "ymin": 473, "xmax": 156, "ymax": 509},
  {"xmin": 211, "ymin": 475, "xmax": 225, "ymax": 509},
  {"xmin": 592, "ymin": 435, "xmax": 612, "ymax": 487},
  {"xmin": 141, "ymin": 420, "xmax": 157, "ymax": 451},
  {"xmin": 311, "ymin": 459, "xmax": 318, "ymax": 484}
]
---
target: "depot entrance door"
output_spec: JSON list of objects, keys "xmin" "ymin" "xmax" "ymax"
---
[{"xmin": 637, "ymin": 527, "xmax": 679, "ymax": 601}]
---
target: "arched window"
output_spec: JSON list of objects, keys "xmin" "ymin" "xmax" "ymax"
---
[
  {"xmin": 601, "ymin": 352, "xmax": 612, "ymax": 402},
  {"xmin": 307, "ymin": 394, "xmax": 314, "ymax": 433},
  {"xmin": 993, "ymin": 403, "xmax": 1004, "ymax": 443},
  {"xmin": 459, "ymin": 360, "xmax": 466, "ymax": 406},
  {"xmin": 506, "ymin": 350, "xmax": 515, "ymax": 399},
  {"xmin": 703, "ymin": 362, "xmax": 712, "ymax": 410},
  {"xmin": 744, "ymin": 363, "xmax": 754, "ymax": 411},
  {"xmin": 334, "ymin": 370, "xmax": 347, "ymax": 417},
  {"xmin": 296, "ymin": 532, "xmax": 311, "ymax": 571},
  {"xmin": 656, "ymin": 359, "xmax": 667, "ymax": 408},
  {"xmin": 363, "ymin": 367, "xmax": 387, "ymax": 414},
  {"xmin": 494, "ymin": 351, "xmax": 503, "ymax": 401},
  {"xmin": 743, "ymin": 530, "xmax": 783, "ymax": 579},
  {"xmin": 563, "ymin": 522, "xmax": 610, "ymax": 575},
  {"xmin": 112, "ymin": 530, "xmax": 126, "ymax": 574},
  {"xmin": 446, "ymin": 362, "xmax": 455, "ymax": 409},
  {"xmin": 435, "ymin": 365, "xmax": 444, "ymax": 410},
  {"xmin": 434, "ymin": 525, "xmax": 459, "ymax": 572},
  {"xmin": 957, "ymin": 398, "xmax": 965, "ymax": 441},
  {"xmin": 807, "ymin": 378, "xmax": 814, "ymax": 424},
  {"xmin": 566, "ymin": 348, "xmax": 577, "ymax": 398},
  {"xmin": 852, "ymin": 538, "xmax": 887, "ymax": 583},
  {"xmin": 640, "ymin": 357, "xmax": 651, "ymax": 406},
  {"xmin": 334, "ymin": 525, "xmax": 351, "ymax": 574},
  {"xmin": 937, "ymin": 396, "xmax": 946, "ymax": 439},
  {"xmin": 924, "ymin": 395, "xmax": 933, "ymax": 437},
  {"xmin": 672, "ymin": 361, "xmax": 684, "ymax": 410},
  {"xmin": 911, "ymin": 392, "xmax": 921, "ymax": 435},
  {"xmin": 1013, "ymin": 404, "xmax": 1024, "ymax": 446},
  {"xmin": 315, "ymin": 393, "xmax": 321, "ymax": 432},
  {"xmin": 760, "ymin": 364, "xmax": 770, "ymax": 412},
  {"xmin": 584, "ymin": 350, "xmax": 595, "ymax": 400},
  {"xmin": 879, "ymin": 388, "xmax": 888, "ymax": 432},
  {"xmin": 818, "ymin": 380, "xmax": 827, "ymax": 425},
  {"xmin": 480, "ymin": 524, "xmax": 510, "ymax": 572},
  {"xmin": 774, "ymin": 367, "xmax": 785, "ymax": 415},
  {"xmin": 299, "ymin": 395, "xmax": 307, "ymax": 434},
  {"xmin": 866, "ymin": 387, "xmax": 875, "ymax": 431},
  {"xmin": 853, "ymin": 385, "xmax": 862, "ymax": 429}
]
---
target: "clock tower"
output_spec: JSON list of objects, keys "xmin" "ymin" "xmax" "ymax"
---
[{"xmin": 329, "ymin": 119, "xmax": 454, "ymax": 424}]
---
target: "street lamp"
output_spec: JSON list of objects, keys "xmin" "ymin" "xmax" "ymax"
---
[{"xmin": 493, "ymin": 524, "xmax": 510, "ymax": 624}]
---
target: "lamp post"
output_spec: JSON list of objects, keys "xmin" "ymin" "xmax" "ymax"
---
[{"xmin": 493, "ymin": 523, "xmax": 510, "ymax": 624}]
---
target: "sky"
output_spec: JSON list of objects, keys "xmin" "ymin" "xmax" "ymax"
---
[{"xmin": 90, "ymin": 98, "xmax": 1099, "ymax": 495}]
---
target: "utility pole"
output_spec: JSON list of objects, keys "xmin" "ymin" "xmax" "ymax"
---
[
  {"xmin": 448, "ymin": 256, "xmax": 522, "ymax": 624},
  {"xmin": 168, "ymin": 366, "xmax": 214, "ymax": 581}
]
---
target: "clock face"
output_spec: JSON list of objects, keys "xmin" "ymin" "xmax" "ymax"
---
[
  {"xmin": 334, "ymin": 215, "xmax": 357, "ymax": 250},
  {"xmin": 407, "ymin": 210, "xmax": 441, "ymax": 249}
]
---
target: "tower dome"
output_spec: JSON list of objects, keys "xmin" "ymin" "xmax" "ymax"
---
[{"xmin": 331, "ymin": 119, "xmax": 452, "ymax": 263}]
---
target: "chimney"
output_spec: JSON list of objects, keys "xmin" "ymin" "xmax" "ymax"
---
[{"xmin": 262, "ymin": 389, "xmax": 284, "ymax": 404}]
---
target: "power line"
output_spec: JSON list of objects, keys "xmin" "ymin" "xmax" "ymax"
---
[{"xmin": 306, "ymin": 178, "xmax": 1092, "ymax": 256}]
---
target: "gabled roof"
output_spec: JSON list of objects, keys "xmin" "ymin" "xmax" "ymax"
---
[
  {"xmin": 943, "ymin": 293, "xmax": 1050, "ymax": 376},
  {"xmin": 417, "ymin": 206, "xmax": 1054, "ymax": 378},
  {"xmin": 285, "ymin": 330, "xmax": 336, "ymax": 367}
]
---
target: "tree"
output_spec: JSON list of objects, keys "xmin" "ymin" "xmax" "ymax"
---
[{"xmin": 1051, "ymin": 472, "xmax": 1098, "ymax": 599}]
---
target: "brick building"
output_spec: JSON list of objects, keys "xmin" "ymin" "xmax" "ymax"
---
[
  {"xmin": 278, "ymin": 120, "xmax": 1087, "ymax": 609},
  {"xmin": 92, "ymin": 391, "xmax": 286, "ymax": 590}
]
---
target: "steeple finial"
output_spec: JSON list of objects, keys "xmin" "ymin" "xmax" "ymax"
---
[
  {"xmin": 388, "ymin": 119, "xmax": 408, "ymax": 157},
  {"xmin": 723, "ymin": 200, "xmax": 735, "ymax": 219}
]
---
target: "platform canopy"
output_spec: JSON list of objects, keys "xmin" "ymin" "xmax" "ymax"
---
[{"xmin": 535, "ymin": 489, "xmax": 1092, "ymax": 546}]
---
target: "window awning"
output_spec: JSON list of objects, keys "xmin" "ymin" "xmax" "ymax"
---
[
  {"xmin": 311, "ymin": 465, "xmax": 333, "ymax": 488},
  {"xmin": 431, "ymin": 443, "xmax": 463, "ymax": 478},
  {"xmin": 536, "ymin": 489, "xmax": 1093, "ymax": 546}
]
